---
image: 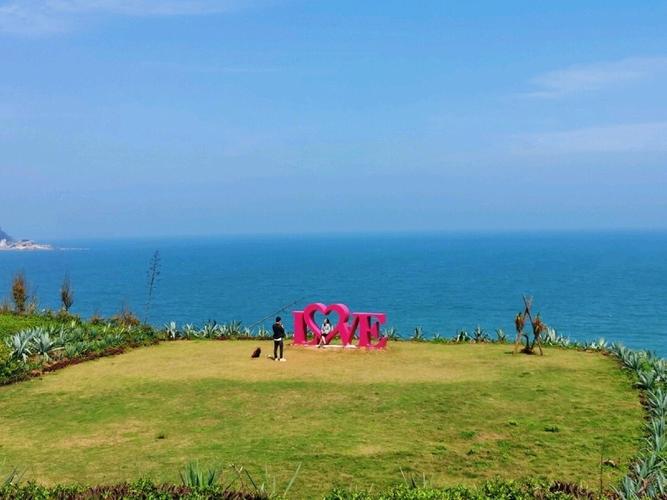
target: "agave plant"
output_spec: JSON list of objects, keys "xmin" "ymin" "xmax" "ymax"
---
[
  {"xmin": 495, "ymin": 329, "xmax": 507, "ymax": 343},
  {"xmin": 472, "ymin": 326, "xmax": 489, "ymax": 343},
  {"xmin": 200, "ymin": 322, "xmax": 221, "ymax": 339},
  {"xmin": 453, "ymin": 330, "xmax": 470, "ymax": 343},
  {"xmin": 32, "ymin": 330, "xmax": 61, "ymax": 360},
  {"xmin": 410, "ymin": 327, "xmax": 425, "ymax": 342},
  {"xmin": 616, "ymin": 475, "xmax": 641, "ymax": 500},
  {"xmin": 647, "ymin": 431, "xmax": 667, "ymax": 454},
  {"xmin": 6, "ymin": 330, "xmax": 36, "ymax": 362},
  {"xmin": 164, "ymin": 321, "xmax": 179, "ymax": 339},
  {"xmin": 255, "ymin": 325, "xmax": 271, "ymax": 339},
  {"xmin": 638, "ymin": 370, "xmax": 660, "ymax": 391},
  {"xmin": 225, "ymin": 321, "xmax": 244, "ymax": 337},
  {"xmin": 183, "ymin": 324, "xmax": 197, "ymax": 339},
  {"xmin": 64, "ymin": 343, "xmax": 82, "ymax": 358},
  {"xmin": 648, "ymin": 417, "xmax": 665, "ymax": 438},
  {"xmin": 648, "ymin": 388, "xmax": 667, "ymax": 418},
  {"xmin": 382, "ymin": 328, "xmax": 401, "ymax": 340},
  {"xmin": 556, "ymin": 336, "xmax": 571, "ymax": 347},
  {"xmin": 179, "ymin": 461, "xmax": 219, "ymax": 488},
  {"xmin": 66, "ymin": 326, "xmax": 87, "ymax": 343},
  {"xmin": 623, "ymin": 351, "xmax": 645, "ymax": 373}
]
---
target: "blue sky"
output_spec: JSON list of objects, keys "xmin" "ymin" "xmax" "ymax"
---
[{"xmin": 1, "ymin": 0, "xmax": 666, "ymax": 239}]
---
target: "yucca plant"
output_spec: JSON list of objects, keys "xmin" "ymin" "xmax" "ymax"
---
[{"xmin": 179, "ymin": 461, "xmax": 219, "ymax": 488}]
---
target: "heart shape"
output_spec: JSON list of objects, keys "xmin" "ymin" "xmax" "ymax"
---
[{"xmin": 303, "ymin": 303, "xmax": 351, "ymax": 344}]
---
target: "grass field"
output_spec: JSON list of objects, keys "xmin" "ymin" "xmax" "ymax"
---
[{"xmin": 0, "ymin": 341, "xmax": 643, "ymax": 497}]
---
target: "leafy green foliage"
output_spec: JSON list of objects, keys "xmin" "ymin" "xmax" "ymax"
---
[
  {"xmin": 180, "ymin": 462, "xmax": 220, "ymax": 488},
  {"xmin": 324, "ymin": 479, "xmax": 590, "ymax": 499},
  {"xmin": 0, "ymin": 478, "xmax": 263, "ymax": 499}
]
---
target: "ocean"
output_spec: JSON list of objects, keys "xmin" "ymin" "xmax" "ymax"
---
[{"xmin": 0, "ymin": 231, "xmax": 665, "ymax": 355}]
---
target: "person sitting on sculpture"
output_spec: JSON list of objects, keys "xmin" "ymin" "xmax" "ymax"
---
[{"xmin": 318, "ymin": 317, "xmax": 333, "ymax": 347}]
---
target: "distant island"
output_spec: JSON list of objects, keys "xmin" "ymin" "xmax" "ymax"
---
[{"xmin": 0, "ymin": 227, "xmax": 53, "ymax": 251}]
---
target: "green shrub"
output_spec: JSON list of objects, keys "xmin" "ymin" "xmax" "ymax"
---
[
  {"xmin": 0, "ymin": 341, "xmax": 26, "ymax": 383},
  {"xmin": 324, "ymin": 479, "xmax": 588, "ymax": 499},
  {"xmin": 0, "ymin": 478, "xmax": 264, "ymax": 499}
]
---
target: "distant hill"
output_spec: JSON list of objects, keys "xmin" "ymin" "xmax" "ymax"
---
[{"xmin": 0, "ymin": 227, "xmax": 13, "ymax": 242}]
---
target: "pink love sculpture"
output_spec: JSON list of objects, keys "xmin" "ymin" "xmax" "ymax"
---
[{"xmin": 292, "ymin": 303, "xmax": 388, "ymax": 349}]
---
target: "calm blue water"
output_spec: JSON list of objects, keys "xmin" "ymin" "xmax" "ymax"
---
[{"xmin": 0, "ymin": 232, "xmax": 665, "ymax": 355}]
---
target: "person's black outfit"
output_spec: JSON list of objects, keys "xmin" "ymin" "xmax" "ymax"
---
[{"xmin": 272, "ymin": 321, "xmax": 286, "ymax": 360}]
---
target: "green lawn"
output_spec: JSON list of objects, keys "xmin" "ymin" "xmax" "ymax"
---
[
  {"xmin": 0, "ymin": 313, "xmax": 57, "ymax": 339},
  {"xmin": 0, "ymin": 341, "xmax": 643, "ymax": 498}
]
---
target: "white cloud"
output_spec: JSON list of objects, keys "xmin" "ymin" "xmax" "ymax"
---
[
  {"xmin": 525, "ymin": 57, "xmax": 667, "ymax": 98},
  {"xmin": 0, "ymin": 0, "xmax": 261, "ymax": 35},
  {"xmin": 515, "ymin": 122, "xmax": 667, "ymax": 154}
]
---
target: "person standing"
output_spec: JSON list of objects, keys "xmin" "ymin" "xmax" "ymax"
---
[{"xmin": 272, "ymin": 316, "xmax": 286, "ymax": 361}]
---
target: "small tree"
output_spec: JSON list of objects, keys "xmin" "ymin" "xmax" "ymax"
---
[
  {"xmin": 11, "ymin": 272, "xmax": 27, "ymax": 314},
  {"xmin": 60, "ymin": 276, "xmax": 74, "ymax": 312}
]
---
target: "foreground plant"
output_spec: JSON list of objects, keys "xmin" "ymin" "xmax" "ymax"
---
[
  {"xmin": 610, "ymin": 343, "xmax": 667, "ymax": 499},
  {"xmin": 6, "ymin": 330, "xmax": 35, "ymax": 362},
  {"xmin": 179, "ymin": 461, "xmax": 219, "ymax": 488}
]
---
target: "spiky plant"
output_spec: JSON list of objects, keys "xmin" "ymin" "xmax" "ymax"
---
[
  {"xmin": 454, "ymin": 330, "xmax": 470, "ymax": 343},
  {"xmin": 255, "ymin": 325, "xmax": 271, "ymax": 339},
  {"xmin": 183, "ymin": 324, "xmax": 197, "ymax": 339},
  {"xmin": 2, "ymin": 467, "xmax": 24, "ymax": 488},
  {"xmin": 32, "ymin": 330, "xmax": 60, "ymax": 361},
  {"xmin": 382, "ymin": 328, "xmax": 401, "ymax": 340},
  {"xmin": 648, "ymin": 388, "xmax": 667, "ymax": 419},
  {"xmin": 199, "ymin": 322, "xmax": 221, "ymax": 339},
  {"xmin": 64, "ymin": 343, "xmax": 81, "ymax": 358},
  {"xmin": 6, "ymin": 330, "xmax": 36, "ymax": 362},
  {"xmin": 410, "ymin": 327, "xmax": 425, "ymax": 342},
  {"xmin": 472, "ymin": 326, "xmax": 489, "ymax": 343},
  {"xmin": 164, "ymin": 321, "xmax": 179, "ymax": 339},
  {"xmin": 637, "ymin": 371, "xmax": 659, "ymax": 391},
  {"xmin": 495, "ymin": 329, "xmax": 507, "ymax": 343},
  {"xmin": 179, "ymin": 462, "xmax": 219, "ymax": 488}
]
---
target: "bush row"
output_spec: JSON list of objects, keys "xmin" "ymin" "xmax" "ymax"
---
[{"xmin": 0, "ymin": 478, "xmax": 597, "ymax": 500}]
